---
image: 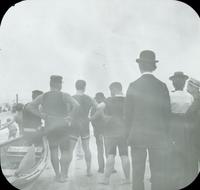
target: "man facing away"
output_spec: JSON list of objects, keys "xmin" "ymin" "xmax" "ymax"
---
[
  {"xmin": 169, "ymin": 72, "xmax": 196, "ymax": 189},
  {"xmin": 21, "ymin": 90, "xmax": 43, "ymax": 144},
  {"xmin": 64, "ymin": 80, "xmax": 98, "ymax": 177},
  {"xmin": 22, "ymin": 91, "xmax": 43, "ymax": 129},
  {"xmin": 90, "ymin": 92, "xmax": 107, "ymax": 173},
  {"xmin": 27, "ymin": 75, "xmax": 79, "ymax": 182},
  {"xmin": 99, "ymin": 82, "xmax": 131, "ymax": 185},
  {"xmin": 124, "ymin": 50, "xmax": 171, "ymax": 190},
  {"xmin": 187, "ymin": 78, "xmax": 200, "ymax": 176}
]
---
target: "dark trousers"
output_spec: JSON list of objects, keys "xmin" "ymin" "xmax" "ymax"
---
[
  {"xmin": 170, "ymin": 143, "xmax": 199, "ymax": 189},
  {"xmin": 95, "ymin": 134, "xmax": 105, "ymax": 171},
  {"xmin": 131, "ymin": 146, "xmax": 172, "ymax": 190}
]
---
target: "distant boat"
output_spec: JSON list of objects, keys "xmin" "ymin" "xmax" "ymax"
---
[{"xmin": 0, "ymin": 137, "xmax": 49, "ymax": 189}]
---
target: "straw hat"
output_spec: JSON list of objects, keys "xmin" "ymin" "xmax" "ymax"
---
[{"xmin": 169, "ymin": 72, "xmax": 189, "ymax": 81}]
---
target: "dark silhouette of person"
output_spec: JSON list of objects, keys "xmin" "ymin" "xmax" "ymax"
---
[
  {"xmin": 22, "ymin": 90, "xmax": 43, "ymax": 130},
  {"xmin": 9, "ymin": 103, "xmax": 24, "ymax": 135},
  {"xmin": 124, "ymin": 50, "xmax": 171, "ymax": 190},
  {"xmin": 90, "ymin": 92, "xmax": 107, "ymax": 173},
  {"xmin": 169, "ymin": 71, "xmax": 195, "ymax": 189},
  {"xmin": 186, "ymin": 78, "xmax": 200, "ymax": 184},
  {"xmin": 65, "ymin": 80, "xmax": 98, "ymax": 177},
  {"xmin": 99, "ymin": 82, "xmax": 130, "ymax": 185},
  {"xmin": 22, "ymin": 90, "xmax": 43, "ymax": 144},
  {"xmin": 27, "ymin": 75, "xmax": 79, "ymax": 182}
]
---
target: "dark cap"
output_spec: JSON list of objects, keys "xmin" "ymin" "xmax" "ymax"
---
[
  {"xmin": 95, "ymin": 92, "xmax": 105, "ymax": 99},
  {"xmin": 32, "ymin": 90, "xmax": 43, "ymax": 98},
  {"xmin": 50, "ymin": 75, "xmax": 63, "ymax": 83},
  {"xmin": 169, "ymin": 72, "xmax": 189, "ymax": 81}
]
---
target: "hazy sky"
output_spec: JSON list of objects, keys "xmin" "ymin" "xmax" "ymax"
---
[{"xmin": 0, "ymin": 0, "xmax": 200, "ymax": 103}]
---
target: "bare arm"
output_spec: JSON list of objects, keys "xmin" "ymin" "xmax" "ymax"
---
[
  {"xmin": 0, "ymin": 117, "xmax": 15, "ymax": 130},
  {"xmin": 91, "ymin": 98, "xmax": 98, "ymax": 108},
  {"xmin": 89, "ymin": 102, "xmax": 106, "ymax": 121}
]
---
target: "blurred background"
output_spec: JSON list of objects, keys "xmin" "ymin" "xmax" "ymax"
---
[{"xmin": 0, "ymin": 0, "xmax": 199, "ymax": 104}]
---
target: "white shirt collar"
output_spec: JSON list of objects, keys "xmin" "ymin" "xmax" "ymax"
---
[
  {"xmin": 114, "ymin": 93, "xmax": 124, "ymax": 97},
  {"xmin": 76, "ymin": 90, "xmax": 85, "ymax": 95},
  {"xmin": 141, "ymin": 71, "xmax": 154, "ymax": 76}
]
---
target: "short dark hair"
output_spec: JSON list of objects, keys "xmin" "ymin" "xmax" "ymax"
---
[
  {"xmin": 75, "ymin": 80, "xmax": 86, "ymax": 90},
  {"xmin": 32, "ymin": 90, "xmax": 43, "ymax": 100},
  {"xmin": 50, "ymin": 75, "xmax": 62, "ymax": 88},
  {"xmin": 95, "ymin": 92, "xmax": 105, "ymax": 100},
  {"xmin": 32, "ymin": 90, "xmax": 43, "ymax": 96},
  {"xmin": 7, "ymin": 118, "xmax": 11, "ymax": 122},
  {"xmin": 138, "ymin": 62, "xmax": 157, "ymax": 72},
  {"xmin": 109, "ymin": 82, "xmax": 122, "ymax": 91}
]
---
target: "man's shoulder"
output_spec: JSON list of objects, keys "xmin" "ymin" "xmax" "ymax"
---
[
  {"xmin": 105, "ymin": 97, "xmax": 112, "ymax": 102},
  {"xmin": 73, "ymin": 93, "xmax": 90, "ymax": 98},
  {"xmin": 73, "ymin": 94, "xmax": 94, "ymax": 105},
  {"xmin": 153, "ymin": 76, "xmax": 166, "ymax": 86},
  {"xmin": 84, "ymin": 94, "xmax": 92, "ymax": 99},
  {"xmin": 143, "ymin": 75, "xmax": 168, "ymax": 89},
  {"xmin": 128, "ymin": 78, "xmax": 141, "ymax": 88},
  {"xmin": 127, "ymin": 76, "xmax": 168, "ymax": 94},
  {"xmin": 184, "ymin": 91, "xmax": 194, "ymax": 101},
  {"xmin": 62, "ymin": 92, "xmax": 71, "ymax": 97}
]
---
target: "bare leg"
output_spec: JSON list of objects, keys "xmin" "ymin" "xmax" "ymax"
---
[
  {"xmin": 50, "ymin": 146, "xmax": 60, "ymax": 179},
  {"xmin": 82, "ymin": 138, "xmax": 92, "ymax": 176},
  {"xmin": 76, "ymin": 138, "xmax": 84, "ymax": 160},
  {"xmin": 100, "ymin": 154, "xmax": 115, "ymax": 185},
  {"xmin": 120, "ymin": 155, "xmax": 131, "ymax": 184},
  {"xmin": 104, "ymin": 137, "xmax": 117, "ymax": 174},
  {"xmin": 61, "ymin": 139, "xmax": 77, "ymax": 178},
  {"xmin": 96, "ymin": 135, "xmax": 105, "ymax": 173}
]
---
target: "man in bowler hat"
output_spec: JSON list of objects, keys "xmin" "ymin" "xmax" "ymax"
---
[{"xmin": 124, "ymin": 50, "xmax": 171, "ymax": 190}]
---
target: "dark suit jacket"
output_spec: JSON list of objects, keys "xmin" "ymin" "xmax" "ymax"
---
[{"xmin": 125, "ymin": 74, "xmax": 171, "ymax": 148}]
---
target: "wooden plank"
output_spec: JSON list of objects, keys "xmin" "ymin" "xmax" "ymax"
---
[
  {"xmin": 0, "ymin": 136, "xmax": 24, "ymax": 148},
  {"xmin": 7, "ymin": 146, "xmax": 43, "ymax": 153},
  {"xmin": 2, "ymin": 169, "xmax": 16, "ymax": 176}
]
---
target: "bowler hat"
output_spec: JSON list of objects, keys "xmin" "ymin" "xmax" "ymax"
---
[
  {"xmin": 136, "ymin": 50, "xmax": 159, "ymax": 64},
  {"xmin": 169, "ymin": 72, "xmax": 189, "ymax": 81},
  {"xmin": 50, "ymin": 75, "xmax": 63, "ymax": 83}
]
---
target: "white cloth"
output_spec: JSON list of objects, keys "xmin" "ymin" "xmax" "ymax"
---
[
  {"xmin": 141, "ymin": 71, "xmax": 154, "ymax": 76},
  {"xmin": 170, "ymin": 90, "xmax": 194, "ymax": 114}
]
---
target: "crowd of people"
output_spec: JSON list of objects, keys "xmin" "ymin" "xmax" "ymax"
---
[{"xmin": 1, "ymin": 50, "xmax": 200, "ymax": 190}]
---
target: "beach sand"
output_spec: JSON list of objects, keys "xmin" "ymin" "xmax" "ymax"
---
[{"xmin": 28, "ymin": 135, "xmax": 151, "ymax": 190}]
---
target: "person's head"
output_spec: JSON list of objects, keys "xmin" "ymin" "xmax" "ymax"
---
[
  {"xmin": 50, "ymin": 75, "xmax": 63, "ymax": 91},
  {"xmin": 187, "ymin": 78, "xmax": 200, "ymax": 98},
  {"xmin": 32, "ymin": 90, "xmax": 43, "ymax": 100},
  {"xmin": 136, "ymin": 50, "xmax": 158, "ymax": 73},
  {"xmin": 75, "ymin": 80, "xmax": 86, "ymax": 92},
  {"xmin": 109, "ymin": 82, "xmax": 122, "ymax": 97},
  {"xmin": 169, "ymin": 72, "xmax": 188, "ymax": 91},
  {"xmin": 95, "ymin": 92, "xmax": 105, "ymax": 103},
  {"xmin": 7, "ymin": 118, "xmax": 11, "ymax": 122}
]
